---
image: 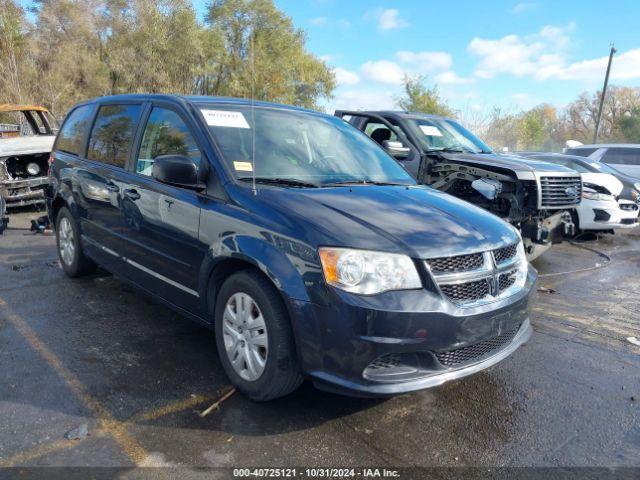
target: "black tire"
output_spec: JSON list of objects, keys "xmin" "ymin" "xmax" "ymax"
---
[
  {"xmin": 214, "ymin": 270, "xmax": 303, "ymax": 401},
  {"xmin": 55, "ymin": 206, "xmax": 97, "ymax": 277}
]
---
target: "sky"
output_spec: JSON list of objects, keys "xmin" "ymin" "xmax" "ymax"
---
[
  {"xmin": 193, "ymin": 0, "xmax": 639, "ymax": 115},
  {"xmin": 23, "ymin": 0, "xmax": 640, "ymax": 114}
]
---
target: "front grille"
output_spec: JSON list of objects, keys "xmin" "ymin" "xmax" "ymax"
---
[
  {"xmin": 440, "ymin": 279, "xmax": 490, "ymax": 303},
  {"xmin": 427, "ymin": 242, "xmax": 523, "ymax": 307},
  {"xmin": 493, "ymin": 244, "xmax": 517, "ymax": 265},
  {"xmin": 498, "ymin": 270, "xmax": 517, "ymax": 291},
  {"xmin": 539, "ymin": 175, "xmax": 582, "ymax": 208},
  {"xmin": 427, "ymin": 252, "xmax": 484, "ymax": 273},
  {"xmin": 435, "ymin": 324, "xmax": 522, "ymax": 367},
  {"xmin": 621, "ymin": 218, "xmax": 637, "ymax": 225}
]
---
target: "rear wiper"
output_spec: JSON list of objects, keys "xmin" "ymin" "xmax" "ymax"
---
[
  {"xmin": 322, "ymin": 180, "xmax": 408, "ymax": 187},
  {"xmin": 237, "ymin": 177, "xmax": 319, "ymax": 188}
]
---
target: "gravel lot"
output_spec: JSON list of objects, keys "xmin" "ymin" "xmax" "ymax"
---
[{"xmin": 1, "ymin": 211, "xmax": 639, "ymax": 472}]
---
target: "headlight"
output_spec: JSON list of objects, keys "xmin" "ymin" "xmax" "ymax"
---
[
  {"xmin": 582, "ymin": 190, "xmax": 613, "ymax": 201},
  {"xmin": 26, "ymin": 162, "xmax": 41, "ymax": 176},
  {"xmin": 318, "ymin": 247, "xmax": 422, "ymax": 295}
]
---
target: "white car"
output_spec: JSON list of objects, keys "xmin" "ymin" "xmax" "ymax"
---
[
  {"xmin": 579, "ymin": 172, "xmax": 638, "ymax": 230},
  {"xmin": 517, "ymin": 152, "xmax": 639, "ymax": 232}
]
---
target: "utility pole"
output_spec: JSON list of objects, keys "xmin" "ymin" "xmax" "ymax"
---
[{"xmin": 593, "ymin": 44, "xmax": 616, "ymax": 144}]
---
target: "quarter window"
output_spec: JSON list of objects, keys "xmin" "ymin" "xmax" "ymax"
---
[
  {"xmin": 136, "ymin": 107, "xmax": 201, "ymax": 177},
  {"xmin": 87, "ymin": 104, "xmax": 141, "ymax": 167},
  {"xmin": 565, "ymin": 147, "xmax": 597, "ymax": 157},
  {"xmin": 55, "ymin": 105, "xmax": 94, "ymax": 156},
  {"xmin": 602, "ymin": 148, "xmax": 640, "ymax": 166}
]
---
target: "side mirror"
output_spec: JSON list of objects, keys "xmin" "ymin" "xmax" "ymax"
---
[
  {"xmin": 152, "ymin": 155, "xmax": 204, "ymax": 190},
  {"xmin": 382, "ymin": 140, "xmax": 410, "ymax": 159}
]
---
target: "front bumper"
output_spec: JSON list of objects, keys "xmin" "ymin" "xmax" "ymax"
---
[
  {"xmin": 578, "ymin": 198, "xmax": 639, "ymax": 230},
  {"xmin": 289, "ymin": 269, "xmax": 536, "ymax": 397},
  {"xmin": 1, "ymin": 176, "xmax": 49, "ymax": 208}
]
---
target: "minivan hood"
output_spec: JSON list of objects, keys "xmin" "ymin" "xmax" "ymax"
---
[
  {"xmin": 440, "ymin": 151, "xmax": 575, "ymax": 179},
  {"xmin": 254, "ymin": 185, "xmax": 519, "ymax": 259}
]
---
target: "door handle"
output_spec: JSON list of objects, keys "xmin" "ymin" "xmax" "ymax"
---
[
  {"xmin": 123, "ymin": 189, "xmax": 141, "ymax": 201},
  {"xmin": 105, "ymin": 181, "xmax": 119, "ymax": 192}
]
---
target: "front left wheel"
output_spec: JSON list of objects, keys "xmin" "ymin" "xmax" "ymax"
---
[{"xmin": 214, "ymin": 270, "xmax": 303, "ymax": 401}]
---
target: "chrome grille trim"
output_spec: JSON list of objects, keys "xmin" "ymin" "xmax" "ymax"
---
[
  {"xmin": 426, "ymin": 243, "xmax": 524, "ymax": 308},
  {"xmin": 536, "ymin": 173, "xmax": 582, "ymax": 209}
]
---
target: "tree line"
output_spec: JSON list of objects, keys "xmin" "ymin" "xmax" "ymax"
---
[
  {"xmin": 0, "ymin": 0, "xmax": 335, "ymax": 117},
  {"xmin": 398, "ymin": 75, "xmax": 640, "ymax": 151},
  {"xmin": 2, "ymin": 0, "xmax": 638, "ymax": 151}
]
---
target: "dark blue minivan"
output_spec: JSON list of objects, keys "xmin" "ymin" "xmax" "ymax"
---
[{"xmin": 47, "ymin": 95, "xmax": 535, "ymax": 401}]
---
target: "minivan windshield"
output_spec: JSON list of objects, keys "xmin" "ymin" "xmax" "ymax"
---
[
  {"xmin": 406, "ymin": 117, "xmax": 492, "ymax": 154},
  {"xmin": 201, "ymin": 105, "xmax": 415, "ymax": 187}
]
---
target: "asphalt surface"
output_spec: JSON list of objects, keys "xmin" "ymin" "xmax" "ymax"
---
[{"xmin": 0, "ymin": 211, "xmax": 639, "ymax": 471}]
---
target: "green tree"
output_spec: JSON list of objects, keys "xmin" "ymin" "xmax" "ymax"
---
[
  {"xmin": 395, "ymin": 75, "xmax": 454, "ymax": 117},
  {"xmin": 617, "ymin": 108, "xmax": 640, "ymax": 142},
  {"xmin": 0, "ymin": 0, "xmax": 37, "ymax": 104},
  {"xmin": 204, "ymin": 0, "xmax": 334, "ymax": 108}
]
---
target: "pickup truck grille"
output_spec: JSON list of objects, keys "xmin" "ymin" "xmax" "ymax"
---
[
  {"xmin": 426, "ymin": 243, "xmax": 524, "ymax": 307},
  {"xmin": 539, "ymin": 175, "xmax": 582, "ymax": 208}
]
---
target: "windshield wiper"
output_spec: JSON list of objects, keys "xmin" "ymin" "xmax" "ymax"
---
[
  {"xmin": 424, "ymin": 147, "xmax": 467, "ymax": 154},
  {"xmin": 322, "ymin": 180, "xmax": 408, "ymax": 187},
  {"xmin": 237, "ymin": 177, "xmax": 319, "ymax": 188}
]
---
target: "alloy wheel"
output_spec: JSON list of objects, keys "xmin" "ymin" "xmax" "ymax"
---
[
  {"xmin": 58, "ymin": 217, "xmax": 75, "ymax": 267},
  {"xmin": 222, "ymin": 292, "xmax": 269, "ymax": 381}
]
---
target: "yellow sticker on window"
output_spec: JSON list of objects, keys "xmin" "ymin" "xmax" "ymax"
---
[{"xmin": 233, "ymin": 161, "xmax": 253, "ymax": 172}]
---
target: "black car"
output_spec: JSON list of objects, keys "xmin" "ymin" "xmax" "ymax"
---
[
  {"xmin": 336, "ymin": 110, "xmax": 582, "ymax": 261},
  {"xmin": 47, "ymin": 95, "xmax": 535, "ymax": 401}
]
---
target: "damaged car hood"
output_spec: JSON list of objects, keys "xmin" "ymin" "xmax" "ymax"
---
[
  {"xmin": 0, "ymin": 136, "xmax": 55, "ymax": 157},
  {"xmin": 253, "ymin": 185, "xmax": 519, "ymax": 259},
  {"xmin": 437, "ymin": 151, "xmax": 575, "ymax": 180}
]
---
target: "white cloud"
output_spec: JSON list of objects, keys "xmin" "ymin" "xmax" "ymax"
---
[
  {"xmin": 329, "ymin": 88, "xmax": 397, "ymax": 112},
  {"xmin": 512, "ymin": 2, "xmax": 538, "ymax": 14},
  {"xmin": 309, "ymin": 17, "xmax": 328, "ymax": 26},
  {"xmin": 333, "ymin": 67, "xmax": 360, "ymax": 86},
  {"xmin": 510, "ymin": 93, "xmax": 537, "ymax": 109},
  {"xmin": 366, "ymin": 8, "xmax": 409, "ymax": 31},
  {"xmin": 361, "ymin": 60, "xmax": 405, "ymax": 85},
  {"xmin": 396, "ymin": 51, "xmax": 453, "ymax": 72},
  {"xmin": 552, "ymin": 48, "xmax": 640, "ymax": 81},
  {"xmin": 468, "ymin": 23, "xmax": 574, "ymax": 80},
  {"xmin": 434, "ymin": 71, "xmax": 474, "ymax": 85}
]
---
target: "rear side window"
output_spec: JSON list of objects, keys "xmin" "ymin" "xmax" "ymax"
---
[
  {"xmin": 87, "ymin": 104, "xmax": 142, "ymax": 167},
  {"xmin": 565, "ymin": 147, "xmax": 597, "ymax": 157},
  {"xmin": 55, "ymin": 105, "xmax": 94, "ymax": 155},
  {"xmin": 602, "ymin": 148, "xmax": 640, "ymax": 165}
]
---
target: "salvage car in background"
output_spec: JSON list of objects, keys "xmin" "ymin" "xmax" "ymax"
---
[
  {"xmin": 564, "ymin": 144, "xmax": 640, "ymax": 179},
  {"xmin": 518, "ymin": 152, "xmax": 639, "ymax": 232},
  {"xmin": 336, "ymin": 110, "xmax": 582, "ymax": 260},
  {"xmin": 0, "ymin": 104, "xmax": 56, "ymax": 232}
]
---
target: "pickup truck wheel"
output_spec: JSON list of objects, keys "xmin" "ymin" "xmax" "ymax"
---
[
  {"xmin": 214, "ymin": 271, "xmax": 303, "ymax": 401},
  {"xmin": 55, "ymin": 207, "xmax": 97, "ymax": 277}
]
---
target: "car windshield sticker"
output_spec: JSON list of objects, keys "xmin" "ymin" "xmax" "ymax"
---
[
  {"xmin": 201, "ymin": 109, "xmax": 250, "ymax": 129},
  {"xmin": 420, "ymin": 125, "xmax": 443, "ymax": 137},
  {"xmin": 233, "ymin": 161, "xmax": 253, "ymax": 172}
]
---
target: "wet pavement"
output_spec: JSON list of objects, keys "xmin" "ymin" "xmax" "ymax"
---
[{"xmin": 0, "ymin": 212, "xmax": 639, "ymax": 469}]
